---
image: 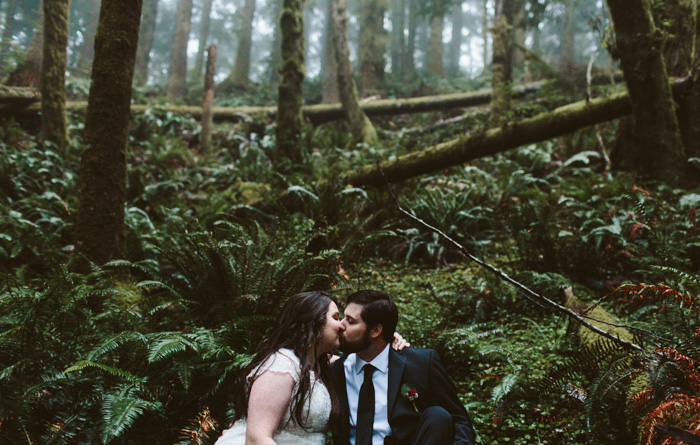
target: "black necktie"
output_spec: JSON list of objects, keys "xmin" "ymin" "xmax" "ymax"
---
[{"xmin": 356, "ymin": 364, "xmax": 376, "ymax": 445}]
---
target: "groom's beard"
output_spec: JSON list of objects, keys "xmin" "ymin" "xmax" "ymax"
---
[{"xmin": 339, "ymin": 328, "xmax": 372, "ymax": 353}]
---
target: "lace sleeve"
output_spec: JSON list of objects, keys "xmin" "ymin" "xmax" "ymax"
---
[{"xmin": 247, "ymin": 349, "xmax": 301, "ymax": 384}]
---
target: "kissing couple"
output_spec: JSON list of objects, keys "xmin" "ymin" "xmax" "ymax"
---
[{"xmin": 215, "ymin": 290, "xmax": 477, "ymax": 444}]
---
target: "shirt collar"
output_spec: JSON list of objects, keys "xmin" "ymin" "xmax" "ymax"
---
[{"xmin": 354, "ymin": 343, "xmax": 391, "ymax": 375}]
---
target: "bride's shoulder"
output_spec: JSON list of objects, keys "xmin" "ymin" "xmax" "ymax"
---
[{"xmin": 249, "ymin": 348, "xmax": 302, "ymax": 383}]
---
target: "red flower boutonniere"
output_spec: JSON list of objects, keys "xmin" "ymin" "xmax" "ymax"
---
[{"xmin": 401, "ymin": 383, "xmax": 419, "ymax": 413}]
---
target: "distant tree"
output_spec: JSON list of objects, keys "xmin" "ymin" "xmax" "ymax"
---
[
  {"xmin": 166, "ymin": 0, "xmax": 193, "ymax": 99},
  {"xmin": 76, "ymin": 0, "xmax": 143, "ymax": 265},
  {"xmin": 331, "ymin": 0, "xmax": 378, "ymax": 145},
  {"xmin": 0, "ymin": 0, "xmax": 18, "ymax": 73},
  {"xmin": 390, "ymin": 0, "xmax": 406, "ymax": 76},
  {"xmin": 75, "ymin": 0, "xmax": 100, "ymax": 73},
  {"xmin": 358, "ymin": 0, "xmax": 387, "ymax": 94},
  {"xmin": 606, "ymin": 0, "xmax": 690, "ymax": 186},
  {"xmin": 134, "ymin": 0, "xmax": 158, "ymax": 85},
  {"xmin": 267, "ymin": 0, "xmax": 283, "ymax": 82},
  {"xmin": 481, "ymin": 0, "xmax": 489, "ymax": 74},
  {"xmin": 447, "ymin": 1, "xmax": 463, "ymax": 76},
  {"xmin": 490, "ymin": 0, "xmax": 522, "ymax": 127},
  {"xmin": 222, "ymin": 0, "xmax": 256, "ymax": 90},
  {"xmin": 191, "ymin": 0, "xmax": 214, "ymax": 85},
  {"xmin": 201, "ymin": 44, "xmax": 216, "ymax": 152},
  {"xmin": 404, "ymin": 0, "xmax": 417, "ymax": 77},
  {"xmin": 41, "ymin": 0, "xmax": 69, "ymax": 152},
  {"xmin": 7, "ymin": 3, "xmax": 44, "ymax": 87},
  {"xmin": 558, "ymin": 0, "xmax": 574, "ymax": 75},
  {"xmin": 320, "ymin": 0, "xmax": 339, "ymax": 103},
  {"xmin": 426, "ymin": 5, "xmax": 445, "ymax": 76},
  {"xmin": 274, "ymin": 0, "xmax": 305, "ymax": 166}
]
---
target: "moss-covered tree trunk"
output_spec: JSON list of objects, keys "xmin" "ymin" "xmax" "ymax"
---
[
  {"xmin": 75, "ymin": 0, "xmax": 142, "ymax": 265},
  {"xmin": 226, "ymin": 0, "xmax": 256, "ymax": 88},
  {"xmin": 331, "ymin": 0, "xmax": 378, "ymax": 146},
  {"xmin": 40, "ymin": 0, "xmax": 69, "ymax": 152},
  {"xmin": 267, "ymin": 0, "xmax": 283, "ymax": 83},
  {"xmin": 200, "ymin": 44, "xmax": 216, "ymax": 152},
  {"xmin": 320, "ymin": 0, "xmax": 338, "ymax": 103},
  {"xmin": 7, "ymin": 4, "xmax": 44, "ymax": 87},
  {"xmin": 606, "ymin": 0, "xmax": 690, "ymax": 187},
  {"xmin": 166, "ymin": 0, "xmax": 192, "ymax": 99},
  {"xmin": 191, "ymin": 0, "xmax": 213, "ymax": 85},
  {"xmin": 134, "ymin": 0, "xmax": 158, "ymax": 86},
  {"xmin": 75, "ymin": 0, "xmax": 100, "ymax": 73},
  {"xmin": 390, "ymin": 0, "xmax": 406, "ymax": 77},
  {"xmin": 358, "ymin": 0, "xmax": 387, "ymax": 94},
  {"xmin": 273, "ymin": 0, "xmax": 305, "ymax": 166},
  {"xmin": 558, "ymin": 0, "xmax": 574, "ymax": 76},
  {"xmin": 426, "ymin": 8, "xmax": 444, "ymax": 76},
  {"xmin": 0, "ymin": 0, "xmax": 18, "ymax": 73},
  {"xmin": 447, "ymin": 1, "xmax": 463, "ymax": 77},
  {"xmin": 489, "ymin": 0, "xmax": 515, "ymax": 127}
]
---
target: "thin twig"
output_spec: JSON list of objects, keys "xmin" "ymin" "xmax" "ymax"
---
[{"xmin": 377, "ymin": 161, "xmax": 647, "ymax": 354}]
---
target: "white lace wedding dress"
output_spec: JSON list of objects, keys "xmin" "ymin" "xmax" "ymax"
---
[{"xmin": 215, "ymin": 348, "xmax": 331, "ymax": 444}]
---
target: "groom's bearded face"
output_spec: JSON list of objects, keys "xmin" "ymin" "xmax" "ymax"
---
[{"xmin": 339, "ymin": 303, "xmax": 373, "ymax": 353}]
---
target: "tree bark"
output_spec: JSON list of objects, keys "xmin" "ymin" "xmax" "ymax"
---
[
  {"xmin": 404, "ymin": 0, "xmax": 416, "ymax": 78},
  {"xmin": 225, "ymin": 0, "xmax": 256, "ymax": 89},
  {"xmin": 320, "ymin": 0, "xmax": 338, "ymax": 103},
  {"xmin": 481, "ymin": 0, "xmax": 489, "ymax": 74},
  {"xmin": 7, "ymin": 3, "xmax": 44, "ymax": 87},
  {"xmin": 267, "ymin": 0, "xmax": 282, "ymax": 83},
  {"xmin": 390, "ymin": 0, "xmax": 406, "ymax": 76},
  {"xmin": 76, "ymin": 0, "xmax": 142, "ymax": 265},
  {"xmin": 447, "ymin": 1, "xmax": 463, "ymax": 76},
  {"xmin": 75, "ymin": 0, "xmax": 100, "ymax": 73},
  {"xmin": 0, "ymin": 0, "xmax": 18, "ymax": 73},
  {"xmin": 489, "ymin": 0, "xmax": 515, "ymax": 127},
  {"xmin": 685, "ymin": 1, "xmax": 700, "ymax": 160},
  {"xmin": 166, "ymin": 0, "xmax": 193, "ymax": 99},
  {"xmin": 426, "ymin": 8, "xmax": 444, "ymax": 76},
  {"xmin": 358, "ymin": 0, "xmax": 387, "ymax": 94},
  {"xmin": 41, "ymin": 0, "xmax": 69, "ymax": 152},
  {"xmin": 200, "ymin": 44, "xmax": 216, "ymax": 152},
  {"xmin": 191, "ymin": 0, "xmax": 213, "ymax": 85},
  {"xmin": 274, "ymin": 0, "xmax": 305, "ymax": 166},
  {"xmin": 134, "ymin": 0, "xmax": 158, "ymax": 86},
  {"xmin": 606, "ymin": 0, "xmax": 690, "ymax": 187},
  {"xmin": 331, "ymin": 0, "xmax": 378, "ymax": 145},
  {"xmin": 345, "ymin": 79, "xmax": 691, "ymax": 187},
  {"xmin": 558, "ymin": 0, "xmax": 574, "ymax": 75}
]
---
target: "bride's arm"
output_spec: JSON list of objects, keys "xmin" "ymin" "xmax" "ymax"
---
[{"xmin": 246, "ymin": 371, "xmax": 295, "ymax": 445}]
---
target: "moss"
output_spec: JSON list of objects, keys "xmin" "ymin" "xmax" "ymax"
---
[{"xmin": 40, "ymin": 0, "xmax": 69, "ymax": 152}]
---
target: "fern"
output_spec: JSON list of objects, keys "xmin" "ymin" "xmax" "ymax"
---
[{"xmin": 100, "ymin": 386, "xmax": 161, "ymax": 443}]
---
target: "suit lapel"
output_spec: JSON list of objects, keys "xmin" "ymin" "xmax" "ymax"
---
[
  {"xmin": 387, "ymin": 348, "xmax": 406, "ymax": 417},
  {"xmin": 332, "ymin": 355, "xmax": 350, "ymax": 433}
]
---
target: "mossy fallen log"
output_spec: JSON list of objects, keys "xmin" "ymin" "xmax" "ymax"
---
[
  {"xmin": 346, "ymin": 78, "xmax": 691, "ymax": 187},
  {"xmin": 0, "ymin": 86, "xmax": 40, "ymax": 106}
]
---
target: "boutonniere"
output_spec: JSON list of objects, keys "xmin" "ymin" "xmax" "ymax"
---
[{"xmin": 401, "ymin": 383, "xmax": 419, "ymax": 413}]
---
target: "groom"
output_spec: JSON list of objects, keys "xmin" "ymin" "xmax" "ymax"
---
[{"xmin": 331, "ymin": 290, "xmax": 477, "ymax": 445}]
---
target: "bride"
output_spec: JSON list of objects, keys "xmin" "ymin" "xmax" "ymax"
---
[{"xmin": 215, "ymin": 291, "xmax": 407, "ymax": 444}]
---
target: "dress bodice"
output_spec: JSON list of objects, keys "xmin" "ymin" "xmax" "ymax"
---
[{"xmin": 215, "ymin": 349, "xmax": 331, "ymax": 444}]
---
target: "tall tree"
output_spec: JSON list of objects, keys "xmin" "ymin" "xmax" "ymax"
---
[
  {"xmin": 390, "ymin": 0, "xmax": 406, "ymax": 76},
  {"xmin": 0, "ymin": 0, "xmax": 18, "ymax": 73},
  {"xmin": 166, "ymin": 0, "xmax": 193, "ymax": 99},
  {"xmin": 274, "ymin": 0, "xmax": 305, "ymax": 166},
  {"xmin": 447, "ymin": 0, "xmax": 463, "ymax": 76},
  {"xmin": 320, "ymin": 0, "xmax": 338, "ymax": 103},
  {"xmin": 426, "ymin": 8, "xmax": 445, "ymax": 76},
  {"xmin": 224, "ymin": 0, "xmax": 256, "ymax": 89},
  {"xmin": 481, "ymin": 0, "xmax": 489, "ymax": 74},
  {"xmin": 331, "ymin": 0, "xmax": 378, "ymax": 145},
  {"xmin": 403, "ymin": 0, "xmax": 417, "ymax": 77},
  {"xmin": 358, "ymin": 0, "xmax": 387, "ymax": 94},
  {"xmin": 489, "ymin": 0, "xmax": 518, "ymax": 127},
  {"xmin": 134, "ymin": 0, "xmax": 158, "ymax": 86},
  {"xmin": 75, "ymin": 0, "xmax": 100, "ymax": 73},
  {"xmin": 7, "ymin": 4, "xmax": 44, "ymax": 87},
  {"xmin": 200, "ymin": 44, "xmax": 216, "ymax": 152},
  {"xmin": 75, "ymin": 0, "xmax": 143, "ymax": 265},
  {"xmin": 267, "ymin": 0, "xmax": 283, "ymax": 82},
  {"xmin": 686, "ymin": 0, "xmax": 700, "ymax": 159},
  {"xmin": 606, "ymin": 0, "xmax": 689, "ymax": 186},
  {"xmin": 558, "ymin": 0, "xmax": 574, "ymax": 75},
  {"xmin": 41, "ymin": 0, "xmax": 69, "ymax": 152},
  {"xmin": 191, "ymin": 0, "xmax": 214, "ymax": 85}
]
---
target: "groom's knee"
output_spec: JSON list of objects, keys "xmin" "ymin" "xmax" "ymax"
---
[{"xmin": 411, "ymin": 406, "xmax": 455, "ymax": 444}]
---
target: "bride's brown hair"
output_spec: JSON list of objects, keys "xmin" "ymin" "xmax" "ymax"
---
[{"xmin": 232, "ymin": 291, "xmax": 341, "ymax": 432}]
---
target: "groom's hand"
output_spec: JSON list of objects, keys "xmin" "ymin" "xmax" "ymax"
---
[{"xmin": 392, "ymin": 332, "xmax": 410, "ymax": 350}]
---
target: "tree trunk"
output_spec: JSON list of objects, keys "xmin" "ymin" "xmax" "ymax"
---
[
  {"xmin": 75, "ymin": 0, "xmax": 100, "ymax": 73},
  {"xmin": 200, "ymin": 44, "xmax": 216, "ymax": 152},
  {"xmin": 166, "ymin": 0, "xmax": 193, "ymax": 99},
  {"xmin": 358, "ymin": 0, "xmax": 387, "ymax": 95},
  {"xmin": 303, "ymin": 2, "xmax": 313, "ymax": 64},
  {"xmin": 267, "ymin": 0, "xmax": 282, "ymax": 83},
  {"xmin": 390, "ymin": 0, "xmax": 406, "ymax": 76},
  {"xmin": 41, "ymin": 0, "xmax": 69, "ymax": 152},
  {"xmin": 331, "ymin": 0, "xmax": 378, "ymax": 145},
  {"xmin": 134, "ymin": 0, "xmax": 158, "ymax": 86},
  {"xmin": 274, "ymin": 0, "xmax": 305, "ymax": 166},
  {"xmin": 191, "ymin": 0, "xmax": 213, "ymax": 85},
  {"xmin": 75, "ymin": 0, "xmax": 142, "ymax": 265},
  {"xmin": 685, "ymin": 1, "xmax": 700, "ymax": 160},
  {"xmin": 489, "ymin": 0, "xmax": 515, "ymax": 127},
  {"xmin": 226, "ymin": 0, "xmax": 256, "ymax": 89},
  {"xmin": 606, "ymin": 0, "xmax": 690, "ymax": 187},
  {"xmin": 481, "ymin": 0, "xmax": 489, "ymax": 74},
  {"xmin": 320, "ymin": 0, "xmax": 338, "ymax": 103},
  {"xmin": 447, "ymin": 1, "xmax": 463, "ymax": 76},
  {"xmin": 512, "ymin": 0, "xmax": 525, "ymax": 67},
  {"xmin": 0, "ymin": 0, "xmax": 18, "ymax": 73},
  {"xmin": 404, "ymin": 0, "xmax": 416, "ymax": 78},
  {"xmin": 345, "ymin": 79, "xmax": 691, "ymax": 187},
  {"xmin": 7, "ymin": 3, "xmax": 44, "ymax": 87},
  {"xmin": 559, "ymin": 0, "xmax": 574, "ymax": 76}
]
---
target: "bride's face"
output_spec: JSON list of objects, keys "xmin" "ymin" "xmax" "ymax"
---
[{"xmin": 318, "ymin": 301, "xmax": 344, "ymax": 355}]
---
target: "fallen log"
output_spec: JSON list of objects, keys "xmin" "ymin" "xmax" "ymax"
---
[
  {"xmin": 346, "ymin": 78, "xmax": 691, "ymax": 187},
  {"xmin": 3, "ymin": 81, "xmax": 547, "ymax": 123},
  {"xmin": 0, "ymin": 85, "xmax": 40, "ymax": 106}
]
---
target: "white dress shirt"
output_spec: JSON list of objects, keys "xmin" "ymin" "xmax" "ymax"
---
[{"xmin": 344, "ymin": 344, "xmax": 392, "ymax": 445}]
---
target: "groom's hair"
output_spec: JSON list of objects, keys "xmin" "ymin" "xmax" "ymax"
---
[{"xmin": 347, "ymin": 290, "xmax": 398, "ymax": 343}]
